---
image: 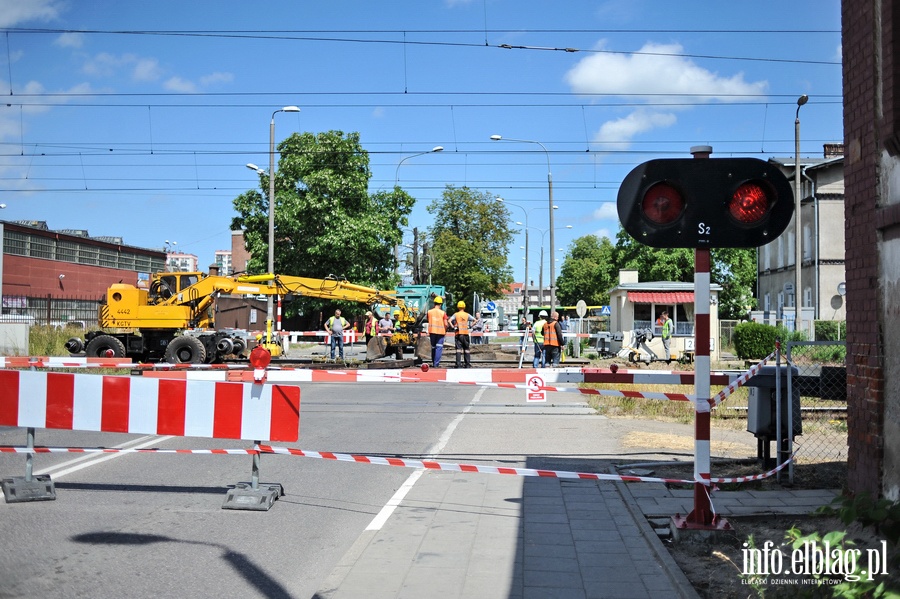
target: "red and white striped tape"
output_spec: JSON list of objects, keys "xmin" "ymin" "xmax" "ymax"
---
[
  {"xmin": 0, "ymin": 370, "xmax": 300, "ymax": 442},
  {"xmin": 708, "ymin": 351, "xmax": 776, "ymax": 407},
  {"xmin": 0, "ymin": 444, "xmax": 793, "ymax": 485},
  {"xmin": 0, "ymin": 356, "xmax": 250, "ymax": 370}
]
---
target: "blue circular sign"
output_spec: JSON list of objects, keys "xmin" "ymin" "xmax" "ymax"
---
[{"xmin": 486, "ymin": 301, "xmax": 496, "ymax": 311}]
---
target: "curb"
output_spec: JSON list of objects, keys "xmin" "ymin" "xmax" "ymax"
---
[{"xmin": 612, "ymin": 467, "xmax": 702, "ymax": 599}]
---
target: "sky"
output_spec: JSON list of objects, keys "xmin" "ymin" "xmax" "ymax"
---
[{"xmin": 0, "ymin": 0, "xmax": 843, "ymax": 285}]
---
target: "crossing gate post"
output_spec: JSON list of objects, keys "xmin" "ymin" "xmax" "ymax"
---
[{"xmin": 671, "ymin": 249, "xmax": 731, "ymax": 532}]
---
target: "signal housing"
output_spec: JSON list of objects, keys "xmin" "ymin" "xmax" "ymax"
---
[{"xmin": 616, "ymin": 158, "xmax": 794, "ymax": 248}]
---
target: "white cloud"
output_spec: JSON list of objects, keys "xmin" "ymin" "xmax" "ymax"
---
[
  {"xmin": 592, "ymin": 202, "xmax": 619, "ymax": 221},
  {"xmin": 565, "ymin": 41, "xmax": 768, "ymax": 100},
  {"xmin": 164, "ymin": 76, "xmax": 198, "ymax": 93},
  {"xmin": 82, "ymin": 52, "xmax": 134, "ymax": 78},
  {"xmin": 593, "ymin": 228, "xmax": 613, "ymax": 240},
  {"xmin": 199, "ymin": 72, "xmax": 234, "ymax": 86},
  {"xmin": 0, "ymin": 0, "xmax": 62, "ymax": 27},
  {"xmin": 566, "ymin": 41, "xmax": 768, "ymax": 147},
  {"xmin": 54, "ymin": 32, "xmax": 83, "ymax": 49},
  {"xmin": 133, "ymin": 58, "xmax": 163, "ymax": 82},
  {"xmin": 596, "ymin": 108, "xmax": 676, "ymax": 146}
]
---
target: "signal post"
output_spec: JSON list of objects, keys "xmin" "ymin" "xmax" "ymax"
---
[{"xmin": 617, "ymin": 146, "xmax": 794, "ymax": 533}]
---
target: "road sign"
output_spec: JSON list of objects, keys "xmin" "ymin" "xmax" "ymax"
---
[
  {"xmin": 601, "ymin": 305, "xmax": 611, "ymax": 316},
  {"xmin": 576, "ymin": 300, "xmax": 587, "ymax": 318},
  {"xmin": 526, "ymin": 375, "xmax": 547, "ymax": 403},
  {"xmin": 486, "ymin": 300, "xmax": 496, "ymax": 311}
]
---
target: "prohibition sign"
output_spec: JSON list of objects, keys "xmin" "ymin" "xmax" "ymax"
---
[{"xmin": 526, "ymin": 375, "xmax": 547, "ymax": 403}]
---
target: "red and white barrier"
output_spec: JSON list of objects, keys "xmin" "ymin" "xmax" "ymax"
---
[{"xmin": 0, "ymin": 370, "xmax": 300, "ymax": 442}]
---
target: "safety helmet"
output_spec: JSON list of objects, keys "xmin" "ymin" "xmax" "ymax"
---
[
  {"xmin": 538, "ymin": 310, "xmax": 548, "ymax": 317},
  {"xmin": 457, "ymin": 301, "xmax": 466, "ymax": 309},
  {"xmin": 434, "ymin": 296, "xmax": 443, "ymax": 304}
]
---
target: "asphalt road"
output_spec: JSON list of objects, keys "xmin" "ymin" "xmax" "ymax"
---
[
  {"xmin": 0, "ymin": 382, "xmax": 484, "ymax": 599},
  {"xmin": 0, "ymin": 380, "xmax": 682, "ymax": 599}
]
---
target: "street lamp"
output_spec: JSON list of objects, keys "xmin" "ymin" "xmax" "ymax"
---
[
  {"xmin": 164, "ymin": 240, "xmax": 177, "ymax": 272},
  {"xmin": 519, "ymin": 223, "xmax": 571, "ymax": 307},
  {"xmin": 491, "ymin": 135, "xmax": 557, "ymax": 313},
  {"xmin": 499, "ymin": 197, "xmax": 534, "ymax": 311},
  {"xmin": 394, "ymin": 146, "xmax": 444, "ymax": 186},
  {"xmin": 794, "ymin": 95, "xmax": 808, "ymax": 335},
  {"xmin": 393, "ymin": 147, "xmax": 443, "ymax": 275},
  {"xmin": 246, "ymin": 105, "xmax": 300, "ymax": 351}
]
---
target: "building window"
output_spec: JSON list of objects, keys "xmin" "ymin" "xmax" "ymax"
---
[{"xmin": 803, "ymin": 223, "xmax": 812, "ymax": 262}]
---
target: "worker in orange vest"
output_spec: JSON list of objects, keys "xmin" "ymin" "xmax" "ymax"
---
[
  {"xmin": 542, "ymin": 311, "xmax": 564, "ymax": 367},
  {"xmin": 451, "ymin": 300, "xmax": 475, "ymax": 368},
  {"xmin": 427, "ymin": 296, "xmax": 450, "ymax": 367}
]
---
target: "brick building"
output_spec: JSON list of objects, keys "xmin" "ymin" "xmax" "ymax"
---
[
  {"xmin": 843, "ymin": 0, "xmax": 900, "ymax": 499},
  {"xmin": 0, "ymin": 220, "xmax": 165, "ymax": 325}
]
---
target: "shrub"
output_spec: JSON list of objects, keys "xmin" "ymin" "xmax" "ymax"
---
[
  {"xmin": 815, "ymin": 320, "xmax": 846, "ymax": 341},
  {"xmin": 733, "ymin": 321, "xmax": 806, "ymax": 359}
]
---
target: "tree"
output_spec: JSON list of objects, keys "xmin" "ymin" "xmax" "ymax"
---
[
  {"xmin": 612, "ymin": 227, "xmax": 758, "ymax": 319},
  {"xmin": 427, "ymin": 186, "xmax": 515, "ymax": 304},
  {"xmin": 232, "ymin": 130, "xmax": 415, "ymax": 314},
  {"xmin": 556, "ymin": 235, "xmax": 618, "ymax": 306}
]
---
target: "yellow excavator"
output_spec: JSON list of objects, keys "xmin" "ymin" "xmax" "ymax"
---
[{"xmin": 65, "ymin": 271, "xmax": 428, "ymax": 363}]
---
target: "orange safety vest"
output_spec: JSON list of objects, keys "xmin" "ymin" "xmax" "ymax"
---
[
  {"xmin": 453, "ymin": 311, "xmax": 470, "ymax": 334},
  {"xmin": 428, "ymin": 307, "xmax": 446, "ymax": 335},
  {"xmin": 543, "ymin": 320, "xmax": 560, "ymax": 347}
]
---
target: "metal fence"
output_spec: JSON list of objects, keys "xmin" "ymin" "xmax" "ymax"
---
[
  {"xmin": 785, "ymin": 340, "xmax": 848, "ymax": 482},
  {"xmin": 1, "ymin": 294, "xmax": 100, "ymax": 328}
]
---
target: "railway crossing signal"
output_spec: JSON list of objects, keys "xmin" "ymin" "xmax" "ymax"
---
[{"xmin": 616, "ymin": 158, "xmax": 794, "ymax": 249}]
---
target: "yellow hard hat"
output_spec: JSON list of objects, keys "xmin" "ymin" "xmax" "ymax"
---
[
  {"xmin": 457, "ymin": 301, "xmax": 466, "ymax": 309},
  {"xmin": 434, "ymin": 296, "xmax": 443, "ymax": 304}
]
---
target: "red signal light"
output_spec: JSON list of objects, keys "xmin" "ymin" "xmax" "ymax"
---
[
  {"xmin": 729, "ymin": 181, "xmax": 770, "ymax": 224},
  {"xmin": 641, "ymin": 182, "xmax": 684, "ymax": 225}
]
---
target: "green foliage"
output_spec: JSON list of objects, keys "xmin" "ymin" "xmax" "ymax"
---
[
  {"xmin": 818, "ymin": 493, "xmax": 900, "ymax": 548},
  {"xmin": 613, "ymin": 228, "xmax": 695, "ymax": 283},
  {"xmin": 603, "ymin": 226, "xmax": 758, "ymax": 319},
  {"xmin": 29, "ymin": 326, "xmax": 74, "ymax": 356},
  {"xmin": 816, "ymin": 320, "xmax": 847, "ymax": 341},
  {"xmin": 733, "ymin": 322, "xmax": 806, "ymax": 359},
  {"xmin": 556, "ymin": 235, "xmax": 618, "ymax": 306},
  {"xmin": 232, "ymin": 130, "xmax": 415, "ymax": 314},
  {"xmin": 427, "ymin": 186, "xmax": 514, "ymax": 303}
]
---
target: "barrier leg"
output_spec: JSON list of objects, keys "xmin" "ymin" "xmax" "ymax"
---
[
  {"xmin": 222, "ymin": 440, "xmax": 283, "ymax": 511},
  {"xmin": 2, "ymin": 427, "xmax": 56, "ymax": 503}
]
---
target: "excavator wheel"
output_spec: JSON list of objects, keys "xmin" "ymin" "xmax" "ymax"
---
[
  {"xmin": 84, "ymin": 335, "xmax": 126, "ymax": 358},
  {"xmin": 164, "ymin": 336, "xmax": 207, "ymax": 364}
]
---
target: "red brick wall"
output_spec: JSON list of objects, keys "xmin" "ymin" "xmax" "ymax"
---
[
  {"xmin": 2, "ymin": 255, "xmax": 146, "ymax": 299},
  {"xmin": 843, "ymin": 0, "xmax": 891, "ymax": 496}
]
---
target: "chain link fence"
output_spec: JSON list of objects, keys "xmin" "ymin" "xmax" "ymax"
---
[{"xmin": 784, "ymin": 340, "xmax": 848, "ymax": 483}]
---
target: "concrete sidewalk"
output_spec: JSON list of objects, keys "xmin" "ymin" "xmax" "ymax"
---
[
  {"xmin": 312, "ymin": 390, "xmax": 702, "ymax": 599},
  {"xmin": 315, "ymin": 470, "xmax": 690, "ymax": 599},
  {"xmin": 296, "ymin": 357, "xmax": 838, "ymax": 598}
]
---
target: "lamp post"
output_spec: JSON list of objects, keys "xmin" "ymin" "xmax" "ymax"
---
[
  {"xmin": 490, "ymin": 135, "xmax": 556, "ymax": 313},
  {"xmin": 794, "ymin": 95, "xmax": 808, "ymax": 334},
  {"xmin": 164, "ymin": 240, "xmax": 177, "ymax": 272},
  {"xmin": 245, "ymin": 105, "xmax": 300, "ymax": 350},
  {"xmin": 393, "ymin": 147, "xmax": 443, "ymax": 275},
  {"xmin": 520, "ymin": 224, "xmax": 571, "ymax": 308},
  {"xmin": 394, "ymin": 146, "xmax": 444, "ymax": 186},
  {"xmin": 498, "ymin": 197, "xmax": 537, "ymax": 312}
]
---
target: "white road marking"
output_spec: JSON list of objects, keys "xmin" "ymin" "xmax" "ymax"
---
[
  {"xmin": 35, "ymin": 435, "xmax": 174, "ymax": 479},
  {"xmin": 365, "ymin": 387, "xmax": 485, "ymax": 531}
]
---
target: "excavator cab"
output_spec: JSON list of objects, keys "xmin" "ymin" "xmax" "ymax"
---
[{"xmin": 149, "ymin": 272, "xmax": 202, "ymax": 303}]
